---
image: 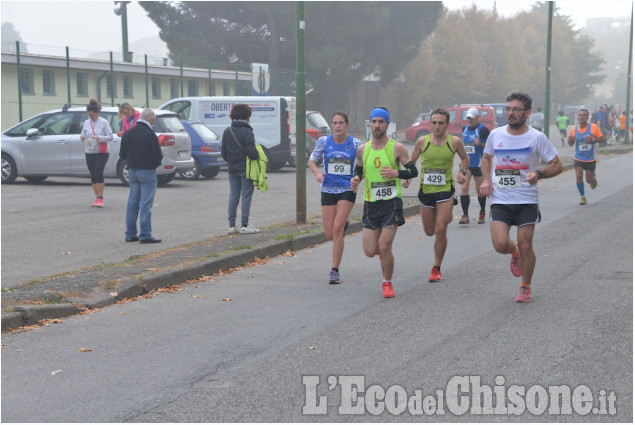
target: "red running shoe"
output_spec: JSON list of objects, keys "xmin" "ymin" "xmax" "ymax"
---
[
  {"xmin": 515, "ymin": 285, "xmax": 531, "ymax": 303},
  {"xmin": 382, "ymin": 282, "xmax": 395, "ymax": 298},
  {"xmin": 428, "ymin": 267, "xmax": 442, "ymax": 282}
]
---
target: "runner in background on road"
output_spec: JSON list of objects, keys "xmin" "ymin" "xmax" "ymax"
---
[
  {"xmin": 402, "ymin": 108, "xmax": 469, "ymax": 283},
  {"xmin": 458, "ymin": 107, "xmax": 490, "ymax": 225},
  {"xmin": 480, "ymin": 91, "xmax": 563, "ymax": 303},
  {"xmin": 350, "ymin": 107, "xmax": 417, "ymax": 298},
  {"xmin": 308, "ymin": 111, "xmax": 362, "ymax": 285},
  {"xmin": 567, "ymin": 108, "xmax": 603, "ymax": 206},
  {"xmin": 556, "ymin": 110, "xmax": 569, "ymax": 147}
]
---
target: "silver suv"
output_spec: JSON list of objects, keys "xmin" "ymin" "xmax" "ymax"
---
[{"xmin": 1, "ymin": 106, "xmax": 194, "ymax": 185}]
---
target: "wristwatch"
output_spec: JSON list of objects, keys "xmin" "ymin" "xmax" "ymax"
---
[
  {"xmin": 536, "ymin": 170, "xmax": 543, "ymax": 179},
  {"xmin": 461, "ymin": 168, "xmax": 468, "ymax": 176}
]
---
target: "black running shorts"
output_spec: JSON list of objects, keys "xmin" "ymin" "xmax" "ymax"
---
[
  {"xmin": 362, "ymin": 198, "xmax": 405, "ymax": 230},
  {"xmin": 490, "ymin": 203, "xmax": 541, "ymax": 227}
]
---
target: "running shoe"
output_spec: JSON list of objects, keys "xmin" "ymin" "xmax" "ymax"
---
[
  {"xmin": 590, "ymin": 178, "xmax": 598, "ymax": 189},
  {"xmin": 95, "ymin": 198, "xmax": 104, "ymax": 208},
  {"xmin": 329, "ymin": 269, "xmax": 341, "ymax": 285},
  {"xmin": 240, "ymin": 225, "xmax": 260, "ymax": 234},
  {"xmin": 428, "ymin": 267, "xmax": 442, "ymax": 282},
  {"xmin": 579, "ymin": 196, "xmax": 587, "ymax": 205},
  {"xmin": 228, "ymin": 227, "xmax": 237, "ymax": 234},
  {"xmin": 91, "ymin": 199, "xmax": 99, "ymax": 207},
  {"xmin": 459, "ymin": 215, "xmax": 469, "ymax": 225},
  {"xmin": 514, "ymin": 285, "xmax": 532, "ymax": 303},
  {"xmin": 510, "ymin": 243, "xmax": 521, "ymax": 277},
  {"xmin": 382, "ymin": 281, "xmax": 395, "ymax": 298},
  {"xmin": 477, "ymin": 212, "xmax": 486, "ymax": 224}
]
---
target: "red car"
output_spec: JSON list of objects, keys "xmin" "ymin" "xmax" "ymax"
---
[{"xmin": 405, "ymin": 105, "xmax": 496, "ymax": 142}]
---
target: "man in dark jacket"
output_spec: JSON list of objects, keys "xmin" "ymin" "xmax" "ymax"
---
[
  {"xmin": 120, "ymin": 108, "xmax": 163, "ymax": 243},
  {"xmin": 221, "ymin": 104, "xmax": 260, "ymax": 234}
]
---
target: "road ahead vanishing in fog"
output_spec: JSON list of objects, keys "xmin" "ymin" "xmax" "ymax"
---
[{"xmin": 2, "ymin": 153, "xmax": 632, "ymax": 422}]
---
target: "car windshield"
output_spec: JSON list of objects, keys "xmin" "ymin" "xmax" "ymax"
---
[
  {"xmin": 155, "ymin": 115, "xmax": 186, "ymax": 133},
  {"xmin": 4, "ymin": 112, "xmax": 74, "ymax": 137},
  {"xmin": 189, "ymin": 123, "xmax": 219, "ymax": 141},
  {"xmin": 307, "ymin": 112, "xmax": 330, "ymax": 130}
]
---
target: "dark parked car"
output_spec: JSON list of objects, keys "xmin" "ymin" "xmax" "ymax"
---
[{"xmin": 179, "ymin": 121, "xmax": 226, "ymax": 180}]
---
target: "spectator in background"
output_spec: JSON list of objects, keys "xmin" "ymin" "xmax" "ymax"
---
[
  {"xmin": 117, "ymin": 103, "xmax": 141, "ymax": 137},
  {"xmin": 80, "ymin": 98, "xmax": 113, "ymax": 208},
  {"xmin": 120, "ymin": 108, "xmax": 164, "ymax": 244},
  {"xmin": 531, "ymin": 107, "xmax": 544, "ymax": 132},
  {"xmin": 619, "ymin": 111, "xmax": 626, "ymax": 143},
  {"xmin": 595, "ymin": 104, "xmax": 610, "ymax": 147},
  {"xmin": 221, "ymin": 104, "xmax": 260, "ymax": 234}
]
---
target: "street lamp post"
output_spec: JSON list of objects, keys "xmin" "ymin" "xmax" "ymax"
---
[{"xmin": 114, "ymin": 1, "xmax": 132, "ymax": 62}]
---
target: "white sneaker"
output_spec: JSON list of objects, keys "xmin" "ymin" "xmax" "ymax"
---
[
  {"xmin": 228, "ymin": 226, "xmax": 237, "ymax": 234},
  {"xmin": 240, "ymin": 225, "xmax": 260, "ymax": 234}
]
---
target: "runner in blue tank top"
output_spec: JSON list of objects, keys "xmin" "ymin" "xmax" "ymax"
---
[
  {"xmin": 308, "ymin": 112, "xmax": 361, "ymax": 285},
  {"xmin": 458, "ymin": 107, "xmax": 490, "ymax": 225},
  {"xmin": 567, "ymin": 108, "xmax": 604, "ymax": 205}
]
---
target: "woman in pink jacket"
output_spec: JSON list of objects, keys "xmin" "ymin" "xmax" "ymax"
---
[{"xmin": 117, "ymin": 103, "xmax": 141, "ymax": 137}]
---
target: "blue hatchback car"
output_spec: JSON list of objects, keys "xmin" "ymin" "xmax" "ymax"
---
[{"xmin": 179, "ymin": 121, "xmax": 227, "ymax": 179}]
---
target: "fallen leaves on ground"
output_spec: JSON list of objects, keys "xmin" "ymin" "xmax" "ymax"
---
[
  {"xmin": 192, "ymin": 295, "xmax": 202, "ymax": 298},
  {"xmin": 38, "ymin": 318, "xmax": 65, "ymax": 327},
  {"xmin": 77, "ymin": 347, "xmax": 93, "ymax": 352},
  {"xmin": 51, "ymin": 370, "xmax": 62, "ymax": 375},
  {"xmin": 308, "ymin": 346, "xmax": 317, "ymax": 350},
  {"xmin": 60, "ymin": 252, "xmax": 71, "ymax": 255},
  {"xmin": 220, "ymin": 298, "xmax": 232, "ymax": 302}
]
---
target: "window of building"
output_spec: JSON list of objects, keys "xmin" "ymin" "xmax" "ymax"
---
[
  {"xmin": 223, "ymin": 81, "xmax": 231, "ymax": 96},
  {"xmin": 123, "ymin": 75, "xmax": 133, "ymax": 98},
  {"xmin": 152, "ymin": 77, "xmax": 161, "ymax": 99},
  {"xmin": 187, "ymin": 79, "xmax": 199, "ymax": 96},
  {"xmin": 20, "ymin": 68, "xmax": 34, "ymax": 94},
  {"xmin": 107, "ymin": 74, "xmax": 117, "ymax": 98},
  {"xmin": 170, "ymin": 78, "xmax": 179, "ymax": 98},
  {"xmin": 76, "ymin": 72, "xmax": 88, "ymax": 96},
  {"xmin": 42, "ymin": 69, "xmax": 56, "ymax": 95}
]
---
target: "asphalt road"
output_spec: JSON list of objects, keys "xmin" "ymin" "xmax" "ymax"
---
[
  {"xmin": 1, "ymin": 153, "xmax": 632, "ymax": 422},
  {"xmin": 0, "ymin": 137, "xmax": 606, "ymax": 289},
  {"xmin": 0, "ymin": 166, "xmax": 325, "ymax": 289}
]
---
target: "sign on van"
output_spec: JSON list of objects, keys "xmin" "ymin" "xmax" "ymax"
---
[{"xmin": 200, "ymin": 101, "xmax": 278, "ymax": 123}]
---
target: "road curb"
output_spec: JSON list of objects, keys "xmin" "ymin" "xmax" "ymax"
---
[{"xmin": 1, "ymin": 203, "xmax": 425, "ymax": 333}]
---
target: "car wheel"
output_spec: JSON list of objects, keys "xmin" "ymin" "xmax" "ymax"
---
[
  {"xmin": 157, "ymin": 173, "xmax": 175, "ymax": 185},
  {"xmin": 24, "ymin": 176, "xmax": 48, "ymax": 184},
  {"xmin": 416, "ymin": 131, "xmax": 429, "ymax": 141},
  {"xmin": 269, "ymin": 160, "xmax": 286, "ymax": 172},
  {"xmin": 117, "ymin": 160, "xmax": 130, "ymax": 186},
  {"xmin": 201, "ymin": 166, "xmax": 220, "ymax": 179},
  {"xmin": 1, "ymin": 154, "xmax": 18, "ymax": 184},
  {"xmin": 179, "ymin": 158, "xmax": 201, "ymax": 180}
]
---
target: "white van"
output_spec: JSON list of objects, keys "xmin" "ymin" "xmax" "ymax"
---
[{"xmin": 159, "ymin": 96, "xmax": 295, "ymax": 171}]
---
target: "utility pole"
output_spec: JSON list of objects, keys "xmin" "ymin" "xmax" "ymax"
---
[
  {"xmin": 544, "ymin": 1, "xmax": 553, "ymax": 138},
  {"xmin": 114, "ymin": 1, "xmax": 132, "ymax": 62},
  {"xmin": 295, "ymin": 1, "xmax": 306, "ymax": 224},
  {"xmin": 626, "ymin": 4, "xmax": 633, "ymax": 144}
]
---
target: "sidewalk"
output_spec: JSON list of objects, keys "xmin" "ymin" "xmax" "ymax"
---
[{"xmin": 2, "ymin": 142, "xmax": 631, "ymax": 332}]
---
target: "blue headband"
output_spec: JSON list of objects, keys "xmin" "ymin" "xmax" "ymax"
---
[{"xmin": 370, "ymin": 108, "xmax": 390, "ymax": 123}]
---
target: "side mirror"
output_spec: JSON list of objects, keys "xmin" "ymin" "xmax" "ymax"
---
[{"xmin": 26, "ymin": 128, "xmax": 40, "ymax": 137}]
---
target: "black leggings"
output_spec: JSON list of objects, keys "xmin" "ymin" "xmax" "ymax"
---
[{"xmin": 85, "ymin": 153, "xmax": 109, "ymax": 184}]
